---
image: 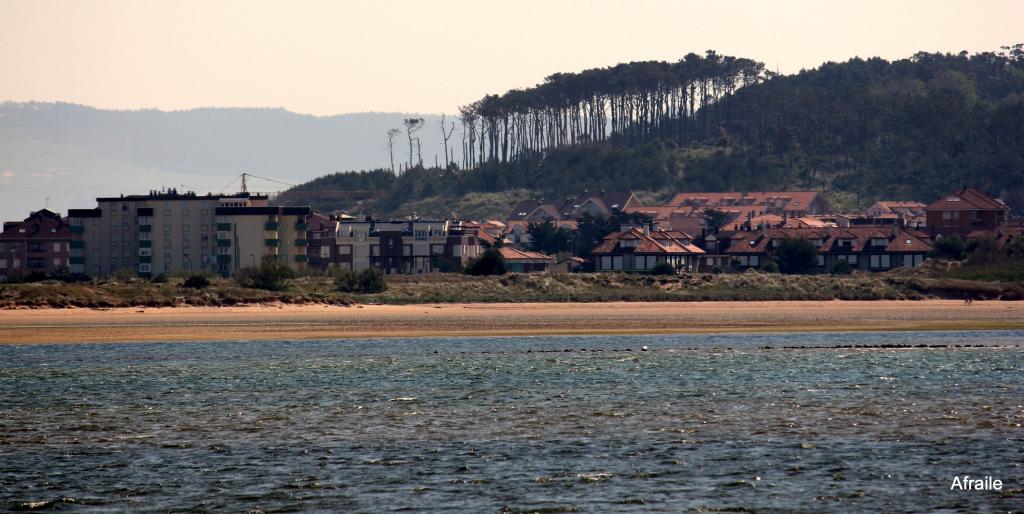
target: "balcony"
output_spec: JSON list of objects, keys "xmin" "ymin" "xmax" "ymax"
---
[
  {"xmin": 265, "ymin": 239, "xmax": 280, "ymax": 247},
  {"xmin": 139, "ymin": 256, "xmax": 152, "ymax": 264},
  {"xmin": 294, "ymin": 239, "xmax": 308, "ymax": 247},
  {"xmin": 295, "ymin": 254, "xmax": 308, "ymax": 263},
  {"xmin": 139, "ymin": 240, "xmax": 152, "ymax": 248},
  {"xmin": 139, "ymin": 225, "xmax": 152, "ymax": 233},
  {"xmin": 69, "ymin": 226, "xmax": 84, "ymax": 234},
  {"xmin": 217, "ymin": 255, "xmax": 231, "ymax": 264},
  {"xmin": 69, "ymin": 257, "xmax": 85, "ymax": 265},
  {"xmin": 295, "ymin": 222, "xmax": 308, "ymax": 231},
  {"xmin": 217, "ymin": 239, "xmax": 232, "ymax": 247},
  {"xmin": 265, "ymin": 222, "xmax": 280, "ymax": 231}
]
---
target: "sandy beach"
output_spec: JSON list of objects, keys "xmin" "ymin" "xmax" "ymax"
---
[{"xmin": 0, "ymin": 300, "xmax": 1021, "ymax": 344}]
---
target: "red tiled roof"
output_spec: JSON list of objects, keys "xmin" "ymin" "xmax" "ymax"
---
[
  {"xmin": 668, "ymin": 191, "xmax": 826, "ymax": 213},
  {"xmin": 926, "ymin": 188, "xmax": 1008, "ymax": 212},
  {"xmin": 499, "ymin": 247, "xmax": 555, "ymax": 261}
]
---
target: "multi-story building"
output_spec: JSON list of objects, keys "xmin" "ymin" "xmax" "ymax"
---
[
  {"xmin": 213, "ymin": 205, "xmax": 311, "ymax": 275},
  {"xmin": 0, "ymin": 209, "xmax": 73, "ymax": 280},
  {"xmin": 65, "ymin": 189, "xmax": 310, "ymax": 277},
  {"xmin": 592, "ymin": 225, "xmax": 706, "ymax": 272},
  {"xmin": 333, "ymin": 219, "xmax": 483, "ymax": 273},
  {"xmin": 925, "ymin": 188, "xmax": 1009, "ymax": 237}
]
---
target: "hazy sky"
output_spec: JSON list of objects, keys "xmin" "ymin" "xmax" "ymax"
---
[{"xmin": 1, "ymin": 0, "xmax": 1022, "ymax": 116}]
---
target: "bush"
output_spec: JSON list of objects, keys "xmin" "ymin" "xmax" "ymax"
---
[
  {"xmin": 775, "ymin": 237, "xmax": 818, "ymax": 274},
  {"xmin": 182, "ymin": 274, "xmax": 211, "ymax": 289},
  {"xmin": 711, "ymin": 266, "xmax": 725, "ymax": 274},
  {"xmin": 150, "ymin": 273, "xmax": 169, "ymax": 284},
  {"xmin": 649, "ymin": 261, "xmax": 676, "ymax": 275},
  {"xmin": 334, "ymin": 269, "xmax": 359, "ymax": 292},
  {"xmin": 929, "ymin": 234, "xmax": 966, "ymax": 260},
  {"xmin": 465, "ymin": 248, "xmax": 507, "ymax": 276},
  {"xmin": 357, "ymin": 268, "xmax": 387, "ymax": 293},
  {"xmin": 829, "ymin": 260, "xmax": 853, "ymax": 275},
  {"xmin": 334, "ymin": 268, "xmax": 387, "ymax": 293},
  {"xmin": 760, "ymin": 259, "xmax": 780, "ymax": 273},
  {"xmin": 235, "ymin": 256, "xmax": 296, "ymax": 291}
]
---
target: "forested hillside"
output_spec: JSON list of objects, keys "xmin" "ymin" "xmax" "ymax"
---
[{"xmin": 287, "ymin": 45, "xmax": 1024, "ymax": 218}]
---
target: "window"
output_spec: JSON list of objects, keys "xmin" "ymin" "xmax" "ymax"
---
[
  {"xmin": 139, "ymin": 248, "xmax": 152, "ymax": 257},
  {"xmin": 164, "ymin": 225, "xmax": 171, "ymax": 232},
  {"xmin": 139, "ymin": 263, "xmax": 151, "ymax": 273},
  {"xmin": 163, "ymin": 241, "xmax": 172, "ymax": 248},
  {"xmin": 182, "ymin": 209, "xmax": 190, "ymax": 216},
  {"xmin": 182, "ymin": 225, "xmax": 190, "ymax": 232},
  {"xmin": 817, "ymin": 255, "xmax": 824, "ymax": 266},
  {"xmin": 201, "ymin": 224, "xmax": 209, "ymax": 232},
  {"xmin": 53, "ymin": 242, "xmax": 62, "ymax": 252},
  {"xmin": 870, "ymin": 254, "xmax": 891, "ymax": 269},
  {"xmin": 163, "ymin": 209, "xmax": 172, "ymax": 216},
  {"xmin": 138, "ymin": 216, "xmax": 151, "ymax": 225},
  {"xmin": 139, "ymin": 232, "xmax": 151, "ymax": 241}
]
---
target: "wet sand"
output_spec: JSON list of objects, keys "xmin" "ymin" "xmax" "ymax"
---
[{"xmin": 1, "ymin": 300, "xmax": 1022, "ymax": 344}]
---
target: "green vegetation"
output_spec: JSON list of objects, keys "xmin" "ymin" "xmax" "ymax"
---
[
  {"xmin": 649, "ymin": 262, "xmax": 676, "ymax": 275},
  {"xmin": 334, "ymin": 268, "xmax": 388, "ymax": 294},
  {"xmin": 930, "ymin": 235, "xmax": 968, "ymax": 260},
  {"xmin": 234, "ymin": 257, "xmax": 297, "ymax": 291},
  {"xmin": 3, "ymin": 265, "xmax": 1023, "ymax": 309},
  {"xmin": 775, "ymin": 237, "xmax": 818, "ymax": 274},
  {"xmin": 465, "ymin": 248, "xmax": 507, "ymax": 276},
  {"xmin": 283, "ymin": 46, "xmax": 1024, "ymax": 219},
  {"xmin": 182, "ymin": 274, "xmax": 211, "ymax": 289}
]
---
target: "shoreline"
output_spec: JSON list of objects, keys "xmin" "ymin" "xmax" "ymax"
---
[{"xmin": 1, "ymin": 300, "xmax": 1022, "ymax": 344}]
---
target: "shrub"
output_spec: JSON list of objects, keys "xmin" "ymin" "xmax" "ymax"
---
[
  {"xmin": 830, "ymin": 260, "xmax": 853, "ymax": 275},
  {"xmin": 334, "ymin": 269, "xmax": 359, "ymax": 292},
  {"xmin": 711, "ymin": 265, "xmax": 725, "ymax": 274},
  {"xmin": 760, "ymin": 259, "xmax": 780, "ymax": 273},
  {"xmin": 150, "ymin": 273, "xmax": 169, "ymax": 284},
  {"xmin": 929, "ymin": 234, "xmax": 966, "ymax": 260},
  {"xmin": 182, "ymin": 274, "xmax": 211, "ymax": 289},
  {"xmin": 334, "ymin": 268, "xmax": 387, "ymax": 293},
  {"xmin": 649, "ymin": 261, "xmax": 676, "ymax": 275},
  {"xmin": 465, "ymin": 248, "xmax": 507, "ymax": 276},
  {"xmin": 235, "ymin": 256, "xmax": 296, "ymax": 291},
  {"xmin": 775, "ymin": 237, "xmax": 818, "ymax": 274},
  {"xmin": 357, "ymin": 268, "xmax": 387, "ymax": 293}
]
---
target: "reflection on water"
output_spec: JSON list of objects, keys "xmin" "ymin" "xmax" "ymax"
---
[{"xmin": 1, "ymin": 332, "xmax": 1022, "ymax": 512}]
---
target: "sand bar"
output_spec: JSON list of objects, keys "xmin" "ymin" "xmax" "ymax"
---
[{"xmin": 0, "ymin": 300, "xmax": 1022, "ymax": 344}]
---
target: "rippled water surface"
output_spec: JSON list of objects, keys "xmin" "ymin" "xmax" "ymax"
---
[{"xmin": 1, "ymin": 331, "xmax": 1023, "ymax": 512}]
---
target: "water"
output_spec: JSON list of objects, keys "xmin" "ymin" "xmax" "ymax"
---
[{"xmin": 1, "ymin": 332, "xmax": 1022, "ymax": 512}]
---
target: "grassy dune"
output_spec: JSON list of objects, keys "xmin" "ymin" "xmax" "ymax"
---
[{"xmin": 2, "ymin": 265, "xmax": 1021, "ymax": 309}]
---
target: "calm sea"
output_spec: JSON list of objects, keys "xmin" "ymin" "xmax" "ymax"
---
[{"xmin": 1, "ymin": 332, "xmax": 1022, "ymax": 512}]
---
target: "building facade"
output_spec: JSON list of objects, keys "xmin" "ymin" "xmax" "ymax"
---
[
  {"xmin": 925, "ymin": 188, "xmax": 1009, "ymax": 237},
  {"xmin": 332, "ymin": 219, "xmax": 483, "ymax": 274},
  {"xmin": 65, "ymin": 190, "xmax": 310, "ymax": 277},
  {"xmin": 0, "ymin": 209, "xmax": 73, "ymax": 280}
]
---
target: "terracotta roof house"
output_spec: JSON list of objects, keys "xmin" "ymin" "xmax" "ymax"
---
[
  {"xmin": 592, "ymin": 226, "xmax": 704, "ymax": 272},
  {"xmin": 718, "ymin": 226, "xmax": 933, "ymax": 272},
  {"xmin": 925, "ymin": 188, "xmax": 1009, "ymax": 237},
  {"xmin": 498, "ymin": 247, "xmax": 556, "ymax": 272},
  {"xmin": 0, "ymin": 209, "xmax": 73, "ymax": 280},
  {"xmin": 667, "ymin": 191, "xmax": 833, "ymax": 217}
]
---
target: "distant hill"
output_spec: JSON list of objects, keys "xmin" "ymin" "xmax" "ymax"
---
[
  {"xmin": 287, "ymin": 46, "xmax": 1024, "ymax": 219},
  {"xmin": 0, "ymin": 102, "xmax": 451, "ymax": 220}
]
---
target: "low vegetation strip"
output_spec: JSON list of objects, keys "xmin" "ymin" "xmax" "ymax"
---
[{"xmin": 1, "ymin": 268, "xmax": 1021, "ymax": 309}]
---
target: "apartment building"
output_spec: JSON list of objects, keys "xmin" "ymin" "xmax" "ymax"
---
[
  {"xmin": 65, "ymin": 189, "xmax": 308, "ymax": 277},
  {"xmin": 214, "ymin": 206, "xmax": 311, "ymax": 274},
  {"xmin": 0, "ymin": 209, "xmax": 73, "ymax": 280},
  {"xmin": 332, "ymin": 219, "xmax": 482, "ymax": 273}
]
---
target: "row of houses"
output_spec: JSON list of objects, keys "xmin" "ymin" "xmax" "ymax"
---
[{"xmin": 0, "ymin": 186, "xmax": 1019, "ymax": 280}]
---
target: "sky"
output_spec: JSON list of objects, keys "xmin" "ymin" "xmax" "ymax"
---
[{"xmin": 1, "ymin": 0, "xmax": 1022, "ymax": 116}]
